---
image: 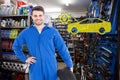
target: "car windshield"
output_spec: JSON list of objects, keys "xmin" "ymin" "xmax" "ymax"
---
[
  {"xmin": 80, "ymin": 18, "xmax": 103, "ymax": 24},
  {"xmin": 80, "ymin": 19, "xmax": 91, "ymax": 24},
  {"xmin": 93, "ymin": 19, "xmax": 102, "ymax": 23}
]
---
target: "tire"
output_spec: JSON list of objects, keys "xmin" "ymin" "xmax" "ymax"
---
[
  {"xmin": 71, "ymin": 27, "xmax": 78, "ymax": 34},
  {"xmin": 99, "ymin": 27, "xmax": 105, "ymax": 34}
]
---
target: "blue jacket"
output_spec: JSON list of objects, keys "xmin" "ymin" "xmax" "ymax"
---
[{"xmin": 12, "ymin": 24, "xmax": 73, "ymax": 80}]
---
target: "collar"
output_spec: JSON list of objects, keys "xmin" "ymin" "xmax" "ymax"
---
[{"xmin": 30, "ymin": 24, "xmax": 50, "ymax": 32}]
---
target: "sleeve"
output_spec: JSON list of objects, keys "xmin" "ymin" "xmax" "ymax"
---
[
  {"xmin": 12, "ymin": 31, "xmax": 27, "ymax": 62},
  {"xmin": 53, "ymin": 29, "xmax": 73, "ymax": 68}
]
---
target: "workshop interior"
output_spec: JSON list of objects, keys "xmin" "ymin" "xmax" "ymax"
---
[{"xmin": 0, "ymin": 0, "xmax": 119, "ymax": 80}]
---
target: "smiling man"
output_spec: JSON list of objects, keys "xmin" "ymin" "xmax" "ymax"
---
[{"xmin": 12, "ymin": 6, "xmax": 73, "ymax": 80}]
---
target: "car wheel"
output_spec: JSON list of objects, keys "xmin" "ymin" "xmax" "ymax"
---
[
  {"xmin": 71, "ymin": 27, "xmax": 78, "ymax": 34},
  {"xmin": 99, "ymin": 27, "xmax": 105, "ymax": 34}
]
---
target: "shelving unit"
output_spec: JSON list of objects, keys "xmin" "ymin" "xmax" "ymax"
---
[
  {"xmin": 0, "ymin": 15, "xmax": 30, "ymax": 80},
  {"xmin": 82, "ymin": 0, "xmax": 119, "ymax": 80},
  {"xmin": 53, "ymin": 19, "xmax": 75, "ymax": 62}
]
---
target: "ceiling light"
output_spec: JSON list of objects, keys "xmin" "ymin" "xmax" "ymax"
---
[
  {"xmin": 65, "ymin": 0, "xmax": 71, "ymax": 6},
  {"xmin": 65, "ymin": 3, "xmax": 69, "ymax": 6},
  {"xmin": 60, "ymin": 0, "xmax": 72, "ymax": 6}
]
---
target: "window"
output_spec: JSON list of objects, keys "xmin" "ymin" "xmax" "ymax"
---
[
  {"xmin": 80, "ymin": 19, "xmax": 91, "ymax": 24},
  {"xmin": 93, "ymin": 19, "xmax": 102, "ymax": 23}
]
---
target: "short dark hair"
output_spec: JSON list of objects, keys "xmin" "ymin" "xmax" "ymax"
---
[{"xmin": 32, "ymin": 6, "xmax": 45, "ymax": 14}]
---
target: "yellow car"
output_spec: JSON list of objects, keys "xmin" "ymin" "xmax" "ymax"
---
[{"xmin": 67, "ymin": 18, "xmax": 111, "ymax": 35}]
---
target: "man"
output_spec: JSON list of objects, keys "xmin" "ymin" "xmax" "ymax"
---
[{"xmin": 12, "ymin": 6, "xmax": 73, "ymax": 80}]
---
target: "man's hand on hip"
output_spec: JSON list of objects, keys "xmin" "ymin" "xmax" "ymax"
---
[{"xmin": 25, "ymin": 56, "xmax": 36, "ymax": 64}]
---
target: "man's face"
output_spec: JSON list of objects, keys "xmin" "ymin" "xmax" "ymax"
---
[{"xmin": 32, "ymin": 10, "xmax": 44, "ymax": 26}]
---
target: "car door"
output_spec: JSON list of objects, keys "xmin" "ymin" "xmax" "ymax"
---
[{"xmin": 79, "ymin": 19, "xmax": 91, "ymax": 32}]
